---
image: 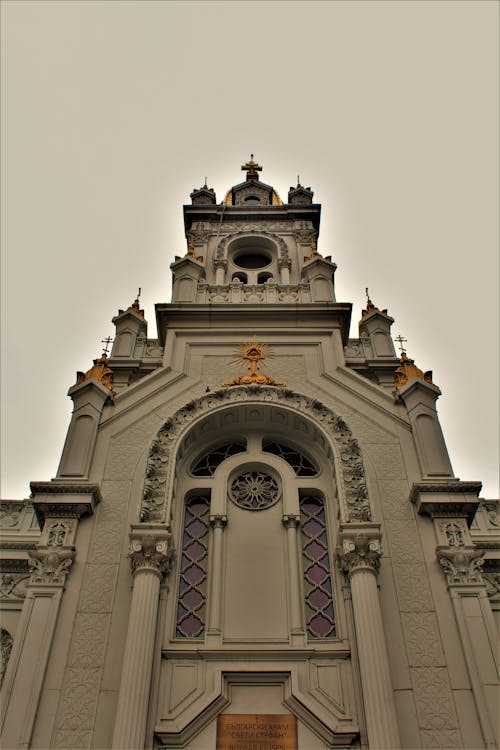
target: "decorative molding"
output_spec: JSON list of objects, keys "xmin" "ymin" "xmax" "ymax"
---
[
  {"xmin": 336, "ymin": 524, "xmax": 382, "ymax": 576},
  {"xmin": 437, "ymin": 546, "xmax": 484, "ymax": 586},
  {"xmin": 28, "ymin": 547, "xmax": 75, "ymax": 585},
  {"xmin": 141, "ymin": 386, "xmax": 371, "ymax": 524},
  {"xmin": 410, "ymin": 481, "xmax": 482, "ymax": 525},
  {"xmin": 30, "ymin": 482, "xmax": 102, "ymax": 528},
  {"xmin": 129, "ymin": 525, "xmax": 174, "ymax": 578},
  {"xmin": 215, "ymin": 229, "xmax": 289, "ymax": 263}
]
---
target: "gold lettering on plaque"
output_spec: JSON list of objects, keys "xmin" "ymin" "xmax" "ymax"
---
[{"xmin": 216, "ymin": 714, "xmax": 297, "ymax": 750}]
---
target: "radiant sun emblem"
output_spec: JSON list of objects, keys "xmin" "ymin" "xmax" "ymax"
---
[{"xmin": 221, "ymin": 340, "xmax": 286, "ymax": 388}]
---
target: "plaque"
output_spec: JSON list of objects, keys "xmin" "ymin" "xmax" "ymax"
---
[{"xmin": 216, "ymin": 714, "xmax": 297, "ymax": 750}]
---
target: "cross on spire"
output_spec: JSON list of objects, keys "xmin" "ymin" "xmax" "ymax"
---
[
  {"xmin": 395, "ymin": 335, "xmax": 408, "ymax": 356},
  {"xmin": 101, "ymin": 336, "xmax": 113, "ymax": 356},
  {"xmin": 241, "ymin": 154, "xmax": 262, "ymax": 180}
]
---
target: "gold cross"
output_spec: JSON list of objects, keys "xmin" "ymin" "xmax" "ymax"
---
[{"xmin": 241, "ymin": 154, "xmax": 262, "ymax": 176}]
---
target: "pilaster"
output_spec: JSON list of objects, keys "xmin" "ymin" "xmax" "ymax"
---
[
  {"xmin": 1, "ymin": 484, "xmax": 99, "ymax": 749},
  {"xmin": 413, "ymin": 483, "xmax": 498, "ymax": 749}
]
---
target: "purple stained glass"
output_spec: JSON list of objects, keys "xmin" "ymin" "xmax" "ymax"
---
[
  {"xmin": 176, "ymin": 496, "xmax": 210, "ymax": 638},
  {"xmin": 300, "ymin": 496, "xmax": 336, "ymax": 639}
]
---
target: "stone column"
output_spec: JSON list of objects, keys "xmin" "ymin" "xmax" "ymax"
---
[
  {"xmin": 112, "ymin": 525, "xmax": 174, "ymax": 750},
  {"xmin": 283, "ymin": 515, "xmax": 304, "ymax": 639},
  {"xmin": 337, "ymin": 523, "xmax": 401, "ymax": 750},
  {"xmin": 279, "ymin": 258, "xmax": 291, "ymax": 285},
  {"xmin": 206, "ymin": 515, "xmax": 227, "ymax": 641},
  {"xmin": 214, "ymin": 258, "xmax": 227, "ymax": 286}
]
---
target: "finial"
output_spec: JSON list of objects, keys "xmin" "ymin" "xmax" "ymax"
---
[
  {"xmin": 241, "ymin": 154, "xmax": 262, "ymax": 180},
  {"xmin": 297, "ymin": 175, "xmax": 301, "ymax": 186},
  {"xmin": 395, "ymin": 334, "xmax": 408, "ymax": 357},
  {"xmin": 394, "ymin": 341, "xmax": 434, "ymax": 390},
  {"xmin": 101, "ymin": 336, "xmax": 113, "ymax": 357},
  {"xmin": 203, "ymin": 176, "xmax": 207, "ymax": 188},
  {"xmin": 75, "ymin": 352, "xmax": 114, "ymax": 391}
]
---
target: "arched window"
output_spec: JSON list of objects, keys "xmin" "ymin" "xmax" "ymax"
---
[{"xmin": 173, "ymin": 423, "xmax": 338, "ymax": 644}]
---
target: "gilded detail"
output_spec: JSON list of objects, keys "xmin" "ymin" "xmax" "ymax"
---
[
  {"xmin": 221, "ymin": 342, "xmax": 286, "ymax": 388},
  {"xmin": 394, "ymin": 352, "xmax": 433, "ymax": 390},
  {"xmin": 75, "ymin": 354, "xmax": 114, "ymax": 392}
]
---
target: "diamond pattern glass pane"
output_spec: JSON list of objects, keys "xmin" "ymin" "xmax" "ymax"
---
[
  {"xmin": 263, "ymin": 441, "xmax": 317, "ymax": 476},
  {"xmin": 175, "ymin": 496, "xmax": 210, "ymax": 638},
  {"xmin": 191, "ymin": 443, "xmax": 245, "ymax": 476},
  {"xmin": 300, "ymin": 496, "xmax": 336, "ymax": 638}
]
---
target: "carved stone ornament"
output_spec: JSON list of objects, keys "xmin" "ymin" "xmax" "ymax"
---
[
  {"xmin": 28, "ymin": 547, "xmax": 75, "ymax": 585},
  {"xmin": 141, "ymin": 386, "xmax": 371, "ymax": 524},
  {"xmin": 1, "ymin": 628, "xmax": 13, "ymax": 687},
  {"xmin": 437, "ymin": 546, "xmax": 484, "ymax": 586},
  {"xmin": 129, "ymin": 528, "xmax": 175, "ymax": 578},
  {"xmin": 215, "ymin": 229, "xmax": 289, "ymax": 263},
  {"xmin": 337, "ymin": 526, "xmax": 382, "ymax": 576},
  {"xmin": 0, "ymin": 573, "xmax": 30, "ymax": 600},
  {"xmin": 0, "ymin": 502, "xmax": 24, "ymax": 528}
]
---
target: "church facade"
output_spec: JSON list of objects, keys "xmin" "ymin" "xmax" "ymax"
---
[{"xmin": 1, "ymin": 160, "xmax": 498, "ymax": 750}]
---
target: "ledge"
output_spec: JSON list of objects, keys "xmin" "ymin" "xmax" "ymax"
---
[{"xmin": 410, "ymin": 480, "xmax": 482, "ymax": 524}]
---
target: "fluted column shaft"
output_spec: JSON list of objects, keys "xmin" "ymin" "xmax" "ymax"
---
[
  {"xmin": 338, "ymin": 524, "xmax": 401, "ymax": 750},
  {"xmin": 112, "ymin": 526, "xmax": 173, "ymax": 750}
]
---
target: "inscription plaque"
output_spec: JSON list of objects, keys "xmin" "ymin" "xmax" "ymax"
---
[{"xmin": 216, "ymin": 714, "xmax": 297, "ymax": 750}]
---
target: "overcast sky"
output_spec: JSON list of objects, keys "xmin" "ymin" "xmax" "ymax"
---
[{"xmin": 1, "ymin": 0, "xmax": 498, "ymax": 500}]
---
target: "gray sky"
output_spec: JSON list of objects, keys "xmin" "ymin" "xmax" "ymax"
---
[{"xmin": 1, "ymin": 0, "xmax": 498, "ymax": 499}]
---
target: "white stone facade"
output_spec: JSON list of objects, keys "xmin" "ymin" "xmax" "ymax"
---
[{"xmin": 1, "ymin": 169, "xmax": 498, "ymax": 749}]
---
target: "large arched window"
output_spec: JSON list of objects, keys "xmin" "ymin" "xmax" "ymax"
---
[
  {"xmin": 227, "ymin": 236, "xmax": 278, "ymax": 285},
  {"xmin": 172, "ymin": 425, "xmax": 338, "ymax": 644}
]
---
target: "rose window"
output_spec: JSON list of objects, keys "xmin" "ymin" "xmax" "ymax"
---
[{"xmin": 229, "ymin": 471, "xmax": 279, "ymax": 510}]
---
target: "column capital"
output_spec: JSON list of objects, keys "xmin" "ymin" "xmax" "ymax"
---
[
  {"xmin": 437, "ymin": 546, "xmax": 484, "ymax": 587},
  {"xmin": 209, "ymin": 514, "xmax": 227, "ymax": 529},
  {"xmin": 129, "ymin": 524, "xmax": 174, "ymax": 578},
  {"xmin": 213, "ymin": 258, "xmax": 228, "ymax": 270},
  {"xmin": 337, "ymin": 523, "xmax": 382, "ymax": 577},
  {"xmin": 282, "ymin": 514, "xmax": 300, "ymax": 529},
  {"xmin": 28, "ymin": 547, "xmax": 75, "ymax": 585}
]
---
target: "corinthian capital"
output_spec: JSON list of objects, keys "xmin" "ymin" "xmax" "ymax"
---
[
  {"xmin": 337, "ymin": 523, "xmax": 382, "ymax": 577},
  {"xmin": 129, "ymin": 524, "xmax": 174, "ymax": 578},
  {"xmin": 28, "ymin": 547, "xmax": 75, "ymax": 585},
  {"xmin": 437, "ymin": 546, "xmax": 484, "ymax": 586}
]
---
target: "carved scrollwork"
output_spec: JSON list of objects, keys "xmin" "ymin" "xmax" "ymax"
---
[
  {"xmin": 28, "ymin": 547, "xmax": 75, "ymax": 585},
  {"xmin": 140, "ymin": 387, "xmax": 371, "ymax": 523},
  {"xmin": 437, "ymin": 547, "xmax": 484, "ymax": 586}
]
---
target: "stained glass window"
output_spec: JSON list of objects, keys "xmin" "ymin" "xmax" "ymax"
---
[
  {"xmin": 300, "ymin": 496, "xmax": 336, "ymax": 638},
  {"xmin": 175, "ymin": 496, "xmax": 210, "ymax": 638},
  {"xmin": 191, "ymin": 443, "xmax": 245, "ymax": 476},
  {"xmin": 263, "ymin": 441, "xmax": 317, "ymax": 476}
]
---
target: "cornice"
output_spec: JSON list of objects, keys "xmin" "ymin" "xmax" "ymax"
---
[{"xmin": 410, "ymin": 480, "xmax": 482, "ymax": 525}]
